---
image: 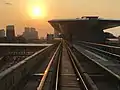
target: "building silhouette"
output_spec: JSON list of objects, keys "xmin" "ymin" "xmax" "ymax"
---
[
  {"xmin": 22, "ymin": 27, "xmax": 39, "ymax": 40},
  {"xmin": 6, "ymin": 25, "xmax": 15, "ymax": 41},
  {"xmin": 47, "ymin": 34, "xmax": 54, "ymax": 41},
  {"xmin": 0, "ymin": 29, "xmax": 5, "ymax": 37}
]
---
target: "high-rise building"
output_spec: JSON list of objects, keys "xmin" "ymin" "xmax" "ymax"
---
[
  {"xmin": 6, "ymin": 25, "xmax": 15, "ymax": 40},
  {"xmin": 22, "ymin": 27, "xmax": 39, "ymax": 40},
  {"xmin": 0, "ymin": 29, "xmax": 5, "ymax": 37},
  {"xmin": 24, "ymin": 27, "xmax": 30, "ymax": 33}
]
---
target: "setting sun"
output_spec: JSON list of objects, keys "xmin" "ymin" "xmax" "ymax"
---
[
  {"xmin": 32, "ymin": 6, "xmax": 42, "ymax": 17},
  {"xmin": 28, "ymin": 5, "xmax": 46, "ymax": 19}
]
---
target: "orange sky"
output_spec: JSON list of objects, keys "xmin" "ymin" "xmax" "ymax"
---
[{"xmin": 0, "ymin": 0, "xmax": 120, "ymax": 37}]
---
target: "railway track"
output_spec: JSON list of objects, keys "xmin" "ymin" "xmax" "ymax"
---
[
  {"xmin": 0, "ymin": 44, "xmax": 50, "ymax": 73},
  {"xmin": 11, "ymin": 41, "xmax": 120, "ymax": 90},
  {"xmin": 77, "ymin": 41, "xmax": 120, "ymax": 55},
  {"xmin": 73, "ymin": 44, "xmax": 120, "ymax": 90},
  {"xmin": 1, "ymin": 40, "xmax": 120, "ymax": 90},
  {"xmin": 58, "ymin": 43, "xmax": 88, "ymax": 90},
  {"xmin": 0, "ymin": 43, "xmax": 58, "ymax": 90},
  {"xmin": 37, "ymin": 41, "xmax": 97, "ymax": 90},
  {"xmin": 0, "ymin": 45, "xmax": 47, "ymax": 73},
  {"xmin": 13, "ymin": 43, "xmax": 60, "ymax": 90}
]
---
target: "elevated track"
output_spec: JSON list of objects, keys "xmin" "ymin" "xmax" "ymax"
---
[{"xmin": 0, "ymin": 41, "xmax": 120, "ymax": 90}]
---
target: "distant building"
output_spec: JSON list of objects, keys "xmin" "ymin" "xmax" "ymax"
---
[
  {"xmin": 47, "ymin": 34, "xmax": 54, "ymax": 41},
  {"xmin": 22, "ymin": 27, "xmax": 39, "ymax": 40},
  {"xmin": 0, "ymin": 29, "xmax": 5, "ymax": 37},
  {"xmin": 54, "ymin": 29, "xmax": 59, "ymax": 38},
  {"xmin": 24, "ymin": 27, "xmax": 29, "ymax": 32},
  {"xmin": 16, "ymin": 35, "xmax": 26, "ymax": 43},
  {"xmin": 6, "ymin": 25, "xmax": 15, "ymax": 40},
  {"xmin": 81, "ymin": 16, "xmax": 99, "ymax": 20}
]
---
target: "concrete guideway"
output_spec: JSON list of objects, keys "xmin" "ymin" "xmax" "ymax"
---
[
  {"xmin": 37, "ymin": 41, "xmax": 95, "ymax": 90},
  {"xmin": 74, "ymin": 44, "xmax": 120, "ymax": 90},
  {"xmin": 0, "ymin": 43, "xmax": 57, "ymax": 90},
  {"xmin": 1, "ymin": 40, "xmax": 120, "ymax": 90},
  {"xmin": 59, "ymin": 43, "xmax": 81, "ymax": 90}
]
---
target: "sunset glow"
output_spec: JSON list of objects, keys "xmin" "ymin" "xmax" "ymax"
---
[
  {"xmin": 1, "ymin": 0, "xmax": 120, "ymax": 37},
  {"xmin": 28, "ymin": 5, "xmax": 46, "ymax": 19},
  {"xmin": 32, "ymin": 6, "xmax": 42, "ymax": 17}
]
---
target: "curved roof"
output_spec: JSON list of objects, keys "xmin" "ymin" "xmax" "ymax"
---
[{"xmin": 48, "ymin": 17, "xmax": 120, "ymax": 32}]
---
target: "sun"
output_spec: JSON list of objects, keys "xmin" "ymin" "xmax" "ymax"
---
[
  {"xmin": 32, "ymin": 6, "xmax": 42, "ymax": 17},
  {"xmin": 28, "ymin": 6, "xmax": 46, "ymax": 19}
]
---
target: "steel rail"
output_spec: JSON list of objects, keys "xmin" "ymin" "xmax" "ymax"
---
[
  {"xmin": 78, "ymin": 41, "xmax": 120, "ymax": 55},
  {"xmin": 74, "ymin": 45, "xmax": 120, "ymax": 81},
  {"xmin": 78, "ymin": 41, "xmax": 120, "ymax": 49},
  {"xmin": 55, "ymin": 46, "xmax": 62, "ymax": 90},
  {"xmin": 66, "ymin": 43, "xmax": 89, "ymax": 90},
  {"xmin": 79, "ymin": 43, "xmax": 120, "ymax": 63},
  {"xmin": 73, "ymin": 45, "xmax": 120, "ymax": 90},
  {"xmin": 37, "ymin": 43, "xmax": 61, "ymax": 90}
]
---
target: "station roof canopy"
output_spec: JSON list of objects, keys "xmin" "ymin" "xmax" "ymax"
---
[{"xmin": 48, "ymin": 16, "xmax": 120, "ymax": 32}]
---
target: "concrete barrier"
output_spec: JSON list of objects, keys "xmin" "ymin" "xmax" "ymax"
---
[
  {"xmin": 78, "ymin": 41, "xmax": 120, "ymax": 55},
  {"xmin": 0, "ymin": 44, "xmax": 56, "ymax": 90}
]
